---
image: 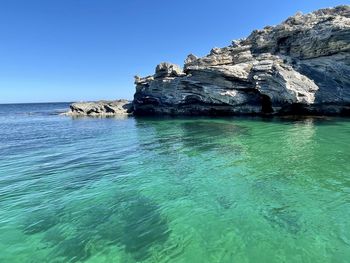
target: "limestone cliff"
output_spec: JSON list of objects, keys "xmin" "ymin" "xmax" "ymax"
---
[{"xmin": 133, "ymin": 5, "xmax": 350, "ymax": 115}]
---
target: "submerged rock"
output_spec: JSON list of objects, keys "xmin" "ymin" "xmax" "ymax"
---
[
  {"xmin": 50, "ymin": 235, "xmax": 91, "ymax": 262},
  {"xmin": 22, "ymin": 207, "xmax": 61, "ymax": 235},
  {"xmin": 64, "ymin": 99, "xmax": 133, "ymax": 116},
  {"xmin": 119, "ymin": 196, "xmax": 170, "ymax": 261},
  {"xmin": 133, "ymin": 5, "xmax": 350, "ymax": 116},
  {"xmin": 262, "ymin": 206, "xmax": 303, "ymax": 234}
]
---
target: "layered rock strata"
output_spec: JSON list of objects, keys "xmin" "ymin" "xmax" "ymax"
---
[{"xmin": 133, "ymin": 5, "xmax": 350, "ymax": 116}]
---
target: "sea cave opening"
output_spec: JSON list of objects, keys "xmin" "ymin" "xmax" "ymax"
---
[{"xmin": 261, "ymin": 94, "xmax": 273, "ymax": 114}]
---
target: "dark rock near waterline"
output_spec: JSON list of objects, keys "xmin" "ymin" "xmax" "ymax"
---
[
  {"xmin": 64, "ymin": 99, "xmax": 133, "ymax": 116},
  {"xmin": 133, "ymin": 5, "xmax": 350, "ymax": 116}
]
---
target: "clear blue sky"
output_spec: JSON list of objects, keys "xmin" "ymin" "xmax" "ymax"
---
[{"xmin": 0, "ymin": 0, "xmax": 347, "ymax": 103}]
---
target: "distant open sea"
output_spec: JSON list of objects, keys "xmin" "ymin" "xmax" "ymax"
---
[{"xmin": 0, "ymin": 103, "xmax": 349, "ymax": 262}]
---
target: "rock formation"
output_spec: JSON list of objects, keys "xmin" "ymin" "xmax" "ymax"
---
[
  {"xmin": 133, "ymin": 5, "xmax": 350, "ymax": 115},
  {"xmin": 65, "ymin": 100, "xmax": 133, "ymax": 116}
]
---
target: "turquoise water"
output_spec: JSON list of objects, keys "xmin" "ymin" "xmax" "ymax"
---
[{"xmin": 0, "ymin": 103, "xmax": 349, "ymax": 263}]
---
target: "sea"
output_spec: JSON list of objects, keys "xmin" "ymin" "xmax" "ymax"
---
[{"xmin": 0, "ymin": 103, "xmax": 349, "ymax": 262}]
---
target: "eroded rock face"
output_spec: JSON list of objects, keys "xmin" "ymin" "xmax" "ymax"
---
[
  {"xmin": 65, "ymin": 100, "xmax": 133, "ymax": 116},
  {"xmin": 133, "ymin": 5, "xmax": 350, "ymax": 115}
]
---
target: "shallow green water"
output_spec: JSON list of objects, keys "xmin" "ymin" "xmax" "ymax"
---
[{"xmin": 0, "ymin": 104, "xmax": 349, "ymax": 262}]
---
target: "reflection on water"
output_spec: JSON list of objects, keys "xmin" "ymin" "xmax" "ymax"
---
[
  {"xmin": 0, "ymin": 107, "xmax": 350, "ymax": 263},
  {"xmin": 136, "ymin": 119, "xmax": 248, "ymax": 158}
]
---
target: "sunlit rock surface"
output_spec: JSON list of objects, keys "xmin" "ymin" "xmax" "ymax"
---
[
  {"xmin": 133, "ymin": 5, "xmax": 350, "ymax": 115},
  {"xmin": 65, "ymin": 100, "xmax": 133, "ymax": 116}
]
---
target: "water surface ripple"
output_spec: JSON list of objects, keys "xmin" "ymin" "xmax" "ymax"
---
[{"xmin": 0, "ymin": 103, "xmax": 349, "ymax": 262}]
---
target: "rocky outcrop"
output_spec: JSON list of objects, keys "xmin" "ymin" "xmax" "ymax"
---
[
  {"xmin": 133, "ymin": 5, "xmax": 350, "ymax": 115},
  {"xmin": 65, "ymin": 100, "xmax": 133, "ymax": 116}
]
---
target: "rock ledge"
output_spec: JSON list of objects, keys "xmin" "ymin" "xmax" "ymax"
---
[
  {"xmin": 64, "ymin": 100, "xmax": 133, "ymax": 116},
  {"xmin": 133, "ymin": 5, "xmax": 350, "ymax": 116}
]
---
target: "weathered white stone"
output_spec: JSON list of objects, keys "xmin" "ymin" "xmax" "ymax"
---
[
  {"xmin": 64, "ymin": 100, "xmax": 133, "ymax": 116},
  {"xmin": 134, "ymin": 5, "xmax": 350, "ymax": 115}
]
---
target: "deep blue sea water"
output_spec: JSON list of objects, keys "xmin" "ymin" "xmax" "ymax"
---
[{"xmin": 0, "ymin": 103, "xmax": 349, "ymax": 262}]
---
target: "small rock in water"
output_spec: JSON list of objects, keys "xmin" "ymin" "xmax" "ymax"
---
[{"xmin": 64, "ymin": 99, "xmax": 133, "ymax": 117}]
